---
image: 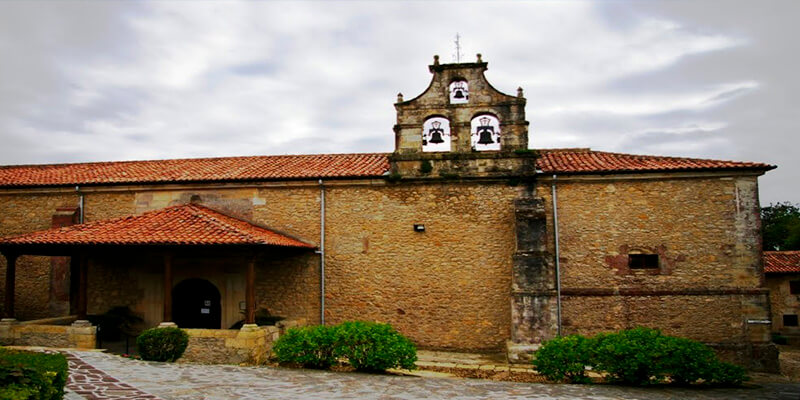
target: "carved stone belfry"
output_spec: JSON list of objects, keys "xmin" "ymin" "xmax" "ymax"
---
[{"xmin": 390, "ymin": 54, "xmax": 534, "ymax": 179}]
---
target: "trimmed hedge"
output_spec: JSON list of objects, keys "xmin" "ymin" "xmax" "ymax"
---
[
  {"xmin": 0, "ymin": 348, "xmax": 68, "ymax": 400},
  {"xmin": 533, "ymin": 327, "xmax": 748, "ymax": 386},
  {"xmin": 272, "ymin": 321, "xmax": 417, "ymax": 371},
  {"xmin": 136, "ymin": 326, "xmax": 189, "ymax": 362}
]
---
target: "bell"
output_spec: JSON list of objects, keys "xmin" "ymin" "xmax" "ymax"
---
[
  {"xmin": 428, "ymin": 121, "xmax": 445, "ymax": 144},
  {"xmin": 477, "ymin": 126, "xmax": 494, "ymax": 144},
  {"xmin": 429, "ymin": 128, "xmax": 445, "ymax": 144},
  {"xmin": 454, "ymin": 90, "xmax": 465, "ymax": 99}
]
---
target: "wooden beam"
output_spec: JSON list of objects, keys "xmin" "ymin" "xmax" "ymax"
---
[
  {"xmin": 3, "ymin": 253, "xmax": 18, "ymax": 319},
  {"xmin": 163, "ymin": 253, "xmax": 173, "ymax": 322},
  {"xmin": 77, "ymin": 255, "xmax": 88, "ymax": 320},
  {"xmin": 245, "ymin": 255, "xmax": 256, "ymax": 325}
]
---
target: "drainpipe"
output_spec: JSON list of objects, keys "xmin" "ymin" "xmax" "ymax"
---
[
  {"xmin": 551, "ymin": 175, "xmax": 562, "ymax": 337},
  {"xmin": 75, "ymin": 186, "xmax": 84, "ymax": 223},
  {"xmin": 318, "ymin": 179, "xmax": 326, "ymax": 325}
]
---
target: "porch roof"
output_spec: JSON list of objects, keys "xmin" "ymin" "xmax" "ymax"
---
[{"xmin": 0, "ymin": 203, "xmax": 314, "ymax": 250}]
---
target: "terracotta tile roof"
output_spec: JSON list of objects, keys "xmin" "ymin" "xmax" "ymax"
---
[
  {"xmin": 0, "ymin": 153, "xmax": 391, "ymax": 188},
  {"xmin": 764, "ymin": 251, "xmax": 800, "ymax": 273},
  {"xmin": 0, "ymin": 203, "xmax": 314, "ymax": 248},
  {"xmin": 536, "ymin": 148, "xmax": 775, "ymax": 174},
  {"xmin": 0, "ymin": 149, "xmax": 773, "ymax": 188}
]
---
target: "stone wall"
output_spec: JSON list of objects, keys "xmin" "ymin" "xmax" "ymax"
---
[
  {"xmin": 324, "ymin": 182, "xmax": 520, "ymax": 351},
  {"xmin": 0, "ymin": 192, "xmax": 80, "ymax": 319},
  {"xmin": 0, "ymin": 318, "xmax": 96, "ymax": 349},
  {"xmin": 766, "ymin": 273, "xmax": 800, "ymax": 335},
  {"xmin": 535, "ymin": 174, "xmax": 775, "ymax": 370}
]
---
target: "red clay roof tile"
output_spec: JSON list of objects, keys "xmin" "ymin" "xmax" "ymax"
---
[
  {"xmin": 764, "ymin": 251, "xmax": 800, "ymax": 273},
  {"xmin": 0, "ymin": 149, "xmax": 773, "ymax": 187},
  {"xmin": 0, "ymin": 153, "xmax": 391, "ymax": 187},
  {"xmin": 536, "ymin": 149, "xmax": 774, "ymax": 174},
  {"xmin": 0, "ymin": 203, "xmax": 314, "ymax": 248}
]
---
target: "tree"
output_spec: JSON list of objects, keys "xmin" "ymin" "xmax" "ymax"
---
[{"xmin": 761, "ymin": 202, "xmax": 800, "ymax": 251}]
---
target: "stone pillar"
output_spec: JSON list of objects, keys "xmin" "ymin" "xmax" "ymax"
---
[
  {"xmin": 68, "ymin": 319, "xmax": 97, "ymax": 349},
  {"xmin": 163, "ymin": 253, "xmax": 173, "ymax": 322},
  {"xmin": 245, "ymin": 255, "xmax": 256, "ymax": 325},
  {"xmin": 0, "ymin": 317, "xmax": 18, "ymax": 346},
  {"xmin": 507, "ymin": 197, "xmax": 558, "ymax": 363},
  {"xmin": 76, "ymin": 255, "xmax": 88, "ymax": 320},
  {"xmin": 3, "ymin": 253, "xmax": 18, "ymax": 319}
]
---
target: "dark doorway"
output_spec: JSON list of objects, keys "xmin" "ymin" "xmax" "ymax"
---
[{"xmin": 172, "ymin": 279, "xmax": 221, "ymax": 329}]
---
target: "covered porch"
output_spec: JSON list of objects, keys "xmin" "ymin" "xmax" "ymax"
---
[{"xmin": 0, "ymin": 203, "xmax": 316, "ymax": 362}]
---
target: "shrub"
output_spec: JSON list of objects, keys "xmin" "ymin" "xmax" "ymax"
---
[
  {"xmin": 273, "ymin": 321, "xmax": 418, "ymax": 372},
  {"xmin": 272, "ymin": 325, "xmax": 338, "ymax": 369},
  {"xmin": 0, "ymin": 348, "xmax": 68, "ymax": 400},
  {"xmin": 334, "ymin": 321, "xmax": 417, "ymax": 371},
  {"xmin": 532, "ymin": 327, "xmax": 750, "ymax": 386},
  {"xmin": 136, "ymin": 327, "xmax": 189, "ymax": 362},
  {"xmin": 658, "ymin": 336, "xmax": 719, "ymax": 385},
  {"xmin": 708, "ymin": 361, "xmax": 749, "ymax": 386},
  {"xmin": 532, "ymin": 335, "xmax": 592, "ymax": 383},
  {"xmin": 592, "ymin": 327, "xmax": 667, "ymax": 385}
]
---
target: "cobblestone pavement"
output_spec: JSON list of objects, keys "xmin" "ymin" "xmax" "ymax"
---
[{"xmin": 66, "ymin": 351, "xmax": 800, "ymax": 400}]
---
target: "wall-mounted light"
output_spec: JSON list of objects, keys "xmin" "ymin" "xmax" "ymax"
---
[{"xmin": 413, "ymin": 224, "xmax": 425, "ymax": 232}]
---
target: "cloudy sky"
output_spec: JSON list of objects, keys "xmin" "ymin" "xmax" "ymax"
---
[{"xmin": 0, "ymin": 1, "xmax": 796, "ymax": 205}]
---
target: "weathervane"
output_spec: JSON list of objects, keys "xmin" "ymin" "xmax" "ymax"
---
[{"xmin": 453, "ymin": 33, "xmax": 462, "ymax": 63}]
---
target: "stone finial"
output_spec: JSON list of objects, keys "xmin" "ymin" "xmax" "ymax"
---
[
  {"xmin": 397, "ymin": 92, "xmax": 404, "ymax": 102},
  {"xmin": 476, "ymin": 53, "xmax": 482, "ymax": 63},
  {"xmin": 517, "ymin": 87, "xmax": 524, "ymax": 98},
  {"xmin": 433, "ymin": 55, "xmax": 440, "ymax": 65}
]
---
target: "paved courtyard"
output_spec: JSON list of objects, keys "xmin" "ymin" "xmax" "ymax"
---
[{"xmin": 64, "ymin": 350, "xmax": 800, "ymax": 400}]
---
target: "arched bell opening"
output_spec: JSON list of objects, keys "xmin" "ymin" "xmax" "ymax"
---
[
  {"xmin": 470, "ymin": 114, "xmax": 501, "ymax": 151},
  {"xmin": 422, "ymin": 116, "xmax": 451, "ymax": 152},
  {"xmin": 449, "ymin": 79, "xmax": 469, "ymax": 104},
  {"xmin": 172, "ymin": 278, "xmax": 222, "ymax": 329}
]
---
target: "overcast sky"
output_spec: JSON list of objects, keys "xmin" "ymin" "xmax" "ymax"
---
[{"xmin": 0, "ymin": 1, "xmax": 796, "ymax": 205}]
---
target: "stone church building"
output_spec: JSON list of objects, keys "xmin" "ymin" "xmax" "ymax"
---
[{"xmin": 0, "ymin": 55, "xmax": 778, "ymax": 369}]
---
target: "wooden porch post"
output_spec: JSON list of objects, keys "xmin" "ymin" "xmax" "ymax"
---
[
  {"xmin": 77, "ymin": 254, "xmax": 88, "ymax": 320},
  {"xmin": 3, "ymin": 253, "xmax": 18, "ymax": 319},
  {"xmin": 245, "ymin": 254, "xmax": 256, "ymax": 325},
  {"xmin": 163, "ymin": 253, "xmax": 173, "ymax": 322}
]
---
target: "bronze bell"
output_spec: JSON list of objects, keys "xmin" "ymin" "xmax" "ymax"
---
[
  {"xmin": 476, "ymin": 117, "xmax": 494, "ymax": 144},
  {"xmin": 454, "ymin": 89, "xmax": 465, "ymax": 99},
  {"xmin": 477, "ymin": 126, "xmax": 494, "ymax": 144},
  {"xmin": 428, "ymin": 121, "xmax": 445, "ymax": 144}
]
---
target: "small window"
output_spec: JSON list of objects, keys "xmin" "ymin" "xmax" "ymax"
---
[
  {"xmin": 784, "ymin": 314, "xmax": 799, "ymax": 327},
  {"xmin": 790, "ymin": 280, "xmax": 800, "ymax": 295},
  {"xmin": 629, "ymin": 254, "xmax": 659, "ymax": 269}
]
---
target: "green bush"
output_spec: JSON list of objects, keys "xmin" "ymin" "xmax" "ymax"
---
[
  {"xmin": 532, "ymin": 335, "xmax": 592, "ymax": 383},
  {"xmin": 272, "ymin": 325, "xmax": 338, "ymax": 369},
  {"xmin": 658, "ymin": 336, "xmax": 718, "ymax": 385},
  {"xmin": 273, "ymin": 321, "xmax": 417, "ymax": 372},
  {"xmin": 136, "ymin": 327, "xmax": 189, "ymax": 362},
  {"xmin": 0, "ymin": 348, "xmax": 68, "ymax": 400},
  {"xmin": 708, "ymin": 361, "xmax": 749, "ymax": 386},
  {"xmin": 532, "ymin": 327, "xmax": 750, "ymax": 386},
  {"xmin": 334, "ymin": 321, "xmax": 417, "ymax": 371},
  {"xmin": 592, "ymin": 327, "xmax": 667, "ymax": 385}
]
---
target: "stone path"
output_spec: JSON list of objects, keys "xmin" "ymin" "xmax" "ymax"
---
[
  {"xmin": 66, "ymin": 352, "xmax": 162, "ymax": 400},
  {"xmin": 64, "ymin": 350, "xmax": 800, "ymax": 399}
]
